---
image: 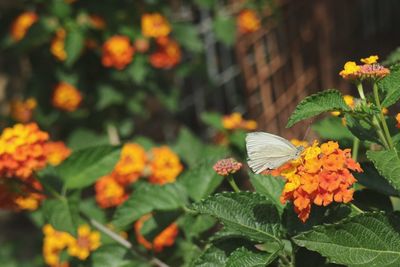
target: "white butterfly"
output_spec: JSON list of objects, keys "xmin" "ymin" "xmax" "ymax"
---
[{"xmin": 246, "ymin": 132, "xmax": 304, "ymax": 174}]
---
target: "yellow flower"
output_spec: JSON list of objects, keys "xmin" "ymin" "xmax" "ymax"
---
[
  {"xmin": 222, "ymin": 113, "xmax": 258, "ymax": 130},
  {"xmin": 44, "ymin": 141, "xmax": 71, "ymax": 166},
  {"xmin": 360, "ymin": 55, "xmax": 379, "ymax": 64},
  {"xmin": 42, "ymin": 224, "xmax": 74, "ymax": 266},
  {"xmin": 339, "ymin": 61, "xmax": 360, "ymax": 79},
  {"xmin": 331, "ymin": 95, "xmax": 355, "ymax": 116},
  {"xmin": 148, "ymin": 146, "xmax": 183, "ymax": 184},
  {"xmin": 51, "ymin": 28, "xmax": 67, "ymax": 61},
  {"xmin": 14, "ymin": 195, "xmax": 40, "ymax": 210},
  {"xmin": 52, "ymin": 82, "xmax": 82, "ymax": 112},
  {"xmin": 67, "ymin": 224, "xmax": 101, "ymax": 260}
]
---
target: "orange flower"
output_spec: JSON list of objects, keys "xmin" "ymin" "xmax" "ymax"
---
[
  {"xmin": 113, "ymin": 143, "xmax": 147, "ymax": 185},
  {"xmin": 10, "ymin": 11, "xmax": 38, "ymax": 41},
  {"xmin": 148, "ymin": 146, "xmax": 183, "ymax": 185},
  {"xmin": 222, "ymin": 112, "xmax": 257, "ymax": 130},
  {"xmin": 102, "ymin": 35, "xmax": 135, "ymax": 70},
  {"xmin": 95, "ymin": 175, "xmax": 128, "ymax": 208},
  {"xmin": 272, "ymin": 141, "xmax": 362, "ymax": 222},
  {"xmin": 150, "ymin": 37, "xmax": 181, "ymax": 69},
  {"xmin": 141, "ymin": 13, "xmax": 171, "ymax": 38},
  {"xmin": 134, "ymin": 214, "xmax": 179, "ymax": 252},
  {"xmin": 52, "ymin": 82, "xmax": 82, "ymax": 112},
  {"xmin": 396, "ymin": 113, "xmax": 400, "ymax": 129},
  {"xmin": 10, "ymin": 98, "xmax": 37, "ymax": 123},
  {"xmin": 44, "ymin": 141, "xmax": 71, "ymax": 166},
  {"xmin": 51, "ymin": 28, "xmax": 67, "ymax": 61},
  {"xmin": 0, "ymin": 177, "xmax": 44, "ymax": 211},
  {"xmin": 237, "ymin": 9, "xmax": 260, "ymax": 34},
  {"xmin": 0, "ymin": 123, "xmax": 49, "ymax": 180},
  {"xmin": 89, "ymin": 15, "xmax": 106, "ymax": 30}
]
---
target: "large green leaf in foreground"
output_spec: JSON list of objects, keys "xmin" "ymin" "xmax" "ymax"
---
[
  {"xmin": 191, "ymin": 192, "xmax": 281, "ymax": 243},
  {"xmin": 367, "ymin": 149, "xmax": 400, "ymax": 192},
  {"xmin": 287, "ymin": 89, "xmax": 350, "ymax": 128},
  {"xmin": 293, "ymin": 212, "xmax": 400, "ymax": 267}
]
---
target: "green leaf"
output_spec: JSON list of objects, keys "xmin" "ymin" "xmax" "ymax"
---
[
  {"xmin": 64, "ymin": 27, "xmax": 84, "ymax": 67},
  {"xmin": 379, "ymin": 67, "xmax": 400, "ymax": 107},
  {"xmin": 173, "ymin": 24, "xmax": 203, "ymax": 52},
  {"xmin": 96, "ymin": 85, "xmax": 124, "ymax": 110},
  {"xmin": 287, "ymin": 89, "xmax": 350, "ymax": 128},
  {"xmin": 367, "ymin": 149, "xmax": 400, "ymax": 192},
  {"xmin": 226, "ymin": 247, "xmax": 279, "ymax": 267},
  {"xmin": 293, "ymin": 212, "xmax": 400, "ymax": 267},
  {"xmin": 178, "ymin": 214, "xmax": 216, "ymax": 240},
  {"xmin": 67, "ymin": 128, "xmax": 109, "ymax": 150},
  {"xmin": 200, "ymin": 112, "xmax": 224, "ymax": 131},
  {"xmin": 193, "ymin": 238, "xmax": 255, "ymax": 267},
  {"xmin": 345, "ymin": 114, "xmax": 380, "ymax": 144},
  {"xmin": 179, "ymin": 160, "xmax": 224, "ymax": 202},
  {"xmin": 173, "ymin": 127, "xmax": 229, "ymax": 167},
  {"xmin": 92, "ymin": 245, "xmax": 151, "ymax": 267},
  {"xmin": 213, "ymin": 15, "xmax": 236, "ymax": 46},
  {"xmin": 355, "ymin": 163, "xmax": 399, "ymax": 197},
  {"xmin": 42, "ymin": 198, "xmax": 78, "ymax": 235},
  {"xmin": 126, "ymin": 54, "xmax": 148, "ymax": 85},
  {"xmin": 191, "ymin": 192, "xmax": 282, "ymax": 243},
  {"xmin": 112, "ymin": 183, "xmax": 187, "ymax": 228},
  {"xmin": 249, "ymin": 173, "xmax": 285, "ymax": 213},
  {"xmin": 312, "ymin": 116, "xmax": 354, "ymax": 141},
  {"xmin": 57, "ymin": 145, "xmax": 121, "ymax": 189}
]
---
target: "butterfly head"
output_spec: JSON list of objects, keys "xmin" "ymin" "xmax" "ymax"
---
[{"xmin": 294, "ymin": 146, "xmax": 304, "ymax": 158}]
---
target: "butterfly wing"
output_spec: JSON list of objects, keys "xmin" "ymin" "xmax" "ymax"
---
[{"xmin": 246, "ymin": 132, "xmax": 298, "ymax": 174}]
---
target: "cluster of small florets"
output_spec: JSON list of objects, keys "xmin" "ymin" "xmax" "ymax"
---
[
  {"xmin": 339, "ymin": 55, "xmax": 390, "ymax": 80},
  {"xmin": 213, "ymin": 158, "xmax": 243, "ymax": 176}
]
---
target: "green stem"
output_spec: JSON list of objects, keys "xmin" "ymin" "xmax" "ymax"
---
[
  {"xmin": 352, "ymin": 137, "xmax": 360, "ymax": 161},
  {"xmin": 349, "ymin": 203, "xmax": 363, "ymax": 214},
  {"xmin": 227, "ymin": 175, "xmax": 240, "ymax": 192},
  {"xmin": 373, "ymin": 82, "xmax": 394, "ymax": 150},
  {"xmin": 356, "ymin": 82, "xmax": 366, "ymax": 101},
  {"xmin": 372, "ymin": 117, "xmax": 390, "ymax": 149}
]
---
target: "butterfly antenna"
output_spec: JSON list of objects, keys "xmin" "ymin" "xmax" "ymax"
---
[{"xmin": 302, "ymin": 119, "xmax": 314, "ymax": 141}]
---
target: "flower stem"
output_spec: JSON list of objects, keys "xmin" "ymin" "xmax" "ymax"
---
[
  {"xmin": 373, "ymin": 82, "xmax": 394, "ymax": 150},
  {"xmin": 349, "ymin": 203, "xmax": 363, "ymax": 214},
  {"xmin": 356, "ymin": 82, "xmax": 366, "ymax": 101},
  {"xmin": 81, "ymin": 213, "xmax": 170, "ymax": 267},
  {"xmin": 227, "ymin": 175, "xmax": 240, "ymax": 192},
  {"xmin": 352, "ymin": 137, "xmax": 360, "ymax": 161}
]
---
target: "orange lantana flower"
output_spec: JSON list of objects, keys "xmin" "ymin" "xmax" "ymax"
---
[
  {"xmin": 134, "ymin": 214, "xmax": 179, "ymax": 252},
  {"xmin": 10, "ymin": 98, "xmax": 37, "ymax": 123},
  {"xmin": 95, "ymin": 175, "xmax": 128, "ymax": 208},
  {"xmin": 102, "ymin": 35, "xmax": 135, "ymax": 70},
  {"xmin": 44, "ymin": 141, "xmax": 71, "ymax": 166},
  {"xmin": 222, "ymin": 112, "xmax": 257, "ymax": 131},
  {"xmin": 52, "ymin": 82, "xmax": 82, "ymax": 112},
  {"xmin": 10, "ymin": 11, "xmax": 38, "ymax": 41},
  {"xmin": 237, "ymin": 9, "xmax": 260, "ymax": 34},
  {"xmin": 271, "ymin": 141, "xmax": 362, "ymax": 222},
  {"xmin": 113, "ymin": 143, "xmax": 147, "ymax": 185},
  {"xmin": 150, "ymin": 37, "xmax": 181, "ymax": 69},
  {"xmin": 148, "ymin": 146, "xmax": 183, "ymax": 185},
  {"xmin": 51, "ymin": 28, "xmax": 67, "ymax": 61},
  {"xmin": 141, "ymin": 13, "xmax": 171, "ymax": 38},
  {"xmin": 0, "ymin": 123, "xmax": 49, "ymax": 180}
]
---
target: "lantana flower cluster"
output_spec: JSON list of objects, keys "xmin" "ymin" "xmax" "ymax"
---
[
  {"xmin": 43, "ymin": 224, "xmax": 101, "ymax": 267},
  {"xmin": 271, "ymin": 141, "xmax": 362, "ymax": 222},
  {"xmin": 222, "ymin": 112, "xmax": 257, "ymax": 131},
  {"xmin": 10, "ymin": 11, "xmax": 38, "ymax": 41},
  {"xmin": 10, "ymin": 97, "xmax": 37, "ymax": 123},
  {"xmin": 95, "ymin": 144, "xmax": 183, "ymax": 208},
  {"xmin": 0, "ymin": 123, "xmax": 71, "ymax": 211},
  {"xmin": 339, "ymin": 55, "xmax": 390, "ymax": 80},
  {"xmin": 52, "ymin": 82, "xmax": 83, "ymax": 112},
  {"xmin": 134, "ymin": 214, "xmax": 179, "ymax": 252},
  {"xmin": 237, "ymin": 9, "xmax": 261, "ymax": 34}
]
